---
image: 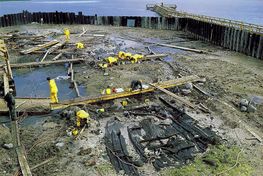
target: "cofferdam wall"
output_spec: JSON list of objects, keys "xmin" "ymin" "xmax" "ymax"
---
[{"xmin": 0, "ymin": 11, "xmax": 262, "ymax": 59}]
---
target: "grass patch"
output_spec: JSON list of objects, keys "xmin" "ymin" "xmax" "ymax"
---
[
  {"xmin": 95, "ymin": 163, "xmax": 117, "ymax": 176},
  {"xmin": 161, "ymin": 145, "xmax": 253, "ymax": 176}
]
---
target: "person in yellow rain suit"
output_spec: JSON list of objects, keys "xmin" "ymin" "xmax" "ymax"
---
[
  {"xmin": 64, "ymin": 28, "xmax": 70, "ymax": 42},
  {"xmin": 76, "ymin": 110, "xmax": 90, "ymax": 127},
  {"xmin": 124, "ymin": 52, "xmax": 132, "ymax": 60},
  {"xmin": 118, "ymin": 51, "xmax": 126, "ymax": 60},
  {"xmin": 101, "ymin": 86, "xmax": 112, "ymax": 95},
  {"xmin": 47, "ymin": 77, "xmax": 58, "ymax": 103},
  {"xmin": 105, "ymin": 56, "xmax": 118, "ymax": 66},
  {"xmin": 131, "ymin": 54, "xmax": 144, "ymax": 64},
  {"xmin": 76, "ymin": 42, "xmax": 84, "ymax": 49}
]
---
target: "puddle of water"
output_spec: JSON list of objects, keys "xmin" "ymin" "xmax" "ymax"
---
[
  {"xmin": 163, "ymin": 56, "xmax": 174, "ymax": 62},
  {"xmin": 13, "ymin": 65, "xmax": 87, "ymax": 100},
  {"xmin": 20, "ymin": 115, "xmax": 51, "ymax": 127},
  {"xmin": 150, "ymin": 45, "xmax": 186, "ymax": 55}
]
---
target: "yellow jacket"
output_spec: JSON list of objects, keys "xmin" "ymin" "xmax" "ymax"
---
[
  {"xmin": 124, "ymin": 52, "xmax": 132, "ymax": 60},
  {"xmin": 106, "ymin": 88, "xmax": 111, "ymax": 95},
  {"xmin": 64, "ymin": 29, "xmax": 70, "ymax": 36},
  {"xmin": 106, "ymin": 57, "xmax": 118, "ymax": 64},
  {"xmin": 76, "ymin": 110, "xmax": 90, "ymax": 119},
  {"xmin": 118, "ymin": 51, "xmax": 126, "ymax": 59},
  {"xmin": 49, "ymin": 79, "xmax": 58, "ymax": 93}
]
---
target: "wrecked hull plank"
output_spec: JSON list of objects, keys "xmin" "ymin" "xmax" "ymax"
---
[{"xmin": 50, "ymin": 75, "xmax": 200, "ymax": 110}]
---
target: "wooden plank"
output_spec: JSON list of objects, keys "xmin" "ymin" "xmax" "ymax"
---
[
  {"xmin": 11, "ymin": 121, "xmax": 32, "ymax": 176},
  {"xmin": 78, "ymin": 27, "xmax": 88, "ymax": 37},
  {"xmin": 73, "ymin": 81, "xmax": 80, "ymax": 97},
  {"xmin": 154, "ymin": 42, "xmax": 205, "ymax": 53},
  {"xmin": 20, "ymin": 40, "xmax": 59, "ymax": 54},
  {"xmin": 50, "ymin": 75, "xmax": 200, "ymax": 110},
  {"xmin": 52, "ymin": 53, "xmax": 63, "ymax": 61},
  {"xmin": 144, "ymin": 54, "xmax": 168, "ymax": 59},
  {"xmin": 3, "ymin": 72, "xmax": 9, "ymax": 95},
  {"xmin": 150, "ymin": 83, "xmax": 196, "ymax": 109},
  {"xmin": 0, "ymin": 97, "xmax": 50, "ymax": 113},
  {"xmin": 6, "ymin": 58, "xmax": 84, "ymax": 68}
]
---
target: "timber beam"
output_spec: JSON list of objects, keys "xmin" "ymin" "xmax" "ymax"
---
[{"xmin": 50, "ymin": 75, "xmax": 200, "ymax": 110}]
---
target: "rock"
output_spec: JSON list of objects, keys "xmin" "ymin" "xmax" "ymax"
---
[
  {"xmin": 85, "ymin": 158, "xmax": 96, "ymax": 166},
  {"xmin": 247, "ymin": 104, "xmax": 257, "ymax": 113},
  {"xmin": 103, "ymin": 72, "xmax": 109, "ymax": 76},
  {"xmin": 55, "ymin": 142, "xmax": 64, "ymax": 148},
  {"xmin": 185, "ymin": 83, "xmax": 193, "ymax": 90},
  {"xmin": 198, "ymin": 78, "xmax": 206, "ymax": 83},
  {"xmin": 43, "ymin": 122, "xmax": 58, "ymax": 129},
  {"xmin": 240, "ymin": 99, "xmax": 249, "ymax": 107},
  {"xmin": 3, "ymin": 143, "xmax": 13, "ymax": 149},
  {"xmin": 78, "ymin": 148, "xmax": 92, "ymax": 156},
  {"xmin": 181, "ymin": 89, "xmax": 191, "ymax": 95},
  {"xmin": 240, "ymin": 106, "xmax": 247, "ymax": 112}
]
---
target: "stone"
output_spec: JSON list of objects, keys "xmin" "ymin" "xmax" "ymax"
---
[
  {"xmin": 55, "ymin": 142, "xmax": 65, "ymax": 148},
  {"xmin": 181, "ymin": 89, "xmax": 191, "ymax": 95},
  {"xmin": 3, "ymin": 143, "xmax": 13, "ymax": 149},
  {"xmin": 198, "ymin": 78, "xmax": 206, "ymax": 83},
  {"xmin": 240, "ymin": 99, "xmax": 249, "ymax": 107},
  {"xmin": 103, "ymin": 72, "xmax": 109, "ymax": 76},
  {"xmin": 43, "ymin": 122, "xmax": 58, "ymax": 129},
  {"xmin": 85, "ymin": 158, "xmax": 96, "ymax": 166},
  {"xmin": 78, "ymin": 148, "xmax": 92, "ymax": 156},
  {"xmin": 247, "ymin": 104, "xmax": 257, "ymax": 113},
  {"xmin": 240, "ymin": 106, "xmax": 247, "ymax": 112},
  {"xmin": 185, "ymin": 83, "xmax": 193, "ymax": 90}
]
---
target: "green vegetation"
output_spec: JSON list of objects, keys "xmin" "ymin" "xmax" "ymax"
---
[
  {"xmin": 95, "ymin": 163, "xmax": 117, "ymax": 176},
  {"xmin": 161, "ymin": 145, "xmax": 253, "ymax": 176}
]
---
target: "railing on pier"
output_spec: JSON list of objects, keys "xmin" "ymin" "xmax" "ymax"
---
[
  {"xmin": 152, "ymin": 5, "xmax": 263, "ymax": 34},
  {"xmin": 146, "ymin": 3, "xmax": 177, "ymax": 10}
]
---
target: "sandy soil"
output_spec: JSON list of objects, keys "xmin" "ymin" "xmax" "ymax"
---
[{"xmin": 0, "ymin": 24, "xmax": 262, "ymax": 176}]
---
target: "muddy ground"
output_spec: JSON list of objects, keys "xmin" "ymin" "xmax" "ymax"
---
[{"xmin": 0, "ymin": 24, "xmax": 262, "ymax": 176}]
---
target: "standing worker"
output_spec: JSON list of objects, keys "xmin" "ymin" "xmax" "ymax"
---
[
  {"xmin": 64, "ymin": 28, "xmax": 70, "ymax": 42},
  {"xmin": 131, "ymin": 80, "xmax": 143, "ymax": 91},
  {"xmin": 4, "ymin": 89, "xmax": 16, "ymax": 121},
  {"xmin": 47, "ymin": 77, "xmax": 58, "ymax": 103}
]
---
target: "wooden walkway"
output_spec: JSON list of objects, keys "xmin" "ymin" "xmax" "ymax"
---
[{"xmin": 150, "ymin": 4, "xmax": 263, "ymax": 34}]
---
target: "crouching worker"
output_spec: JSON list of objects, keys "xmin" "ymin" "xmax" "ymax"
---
[
  {"xmin": 131, "ymin": 80, "xmax": 143, "ymax": 91},
  {"xmin": 4, "ymin": 89, "xmax": 16, "ymax": 121},
  {"xmin": 76, "ymin": 110, "xmax": 90, "ymax": 128}
]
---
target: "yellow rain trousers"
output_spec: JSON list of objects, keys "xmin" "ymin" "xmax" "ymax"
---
[
  {"xmin": 64, "ymin": 29, "xmax": 70, "ymax": 42},
  {"xmin": 49, "ymin": 79, "xmax": 58, "ymax": 103}
]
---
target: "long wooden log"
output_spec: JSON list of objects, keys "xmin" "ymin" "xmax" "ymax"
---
[
  {"xmin": 4, "ymin": 58, "xmax": 84, "ymax": 68},
  {"xmin": 11, "ymin": 121, "xmax": 32, "ymax": 176},
  {"xmin": 51, "ymin": 75, "xmax": 200, "ymax": 110},
  {"xmin": 52, "ymin": 53, "xmax": 63, "ymax": 61},
  {"xmin": 154, "ymin": 42, "xmax": 205, "ymax": 53},
  {"xmin": 20, "ymin": 40, "xmax": 59, "ymax": 54}
]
